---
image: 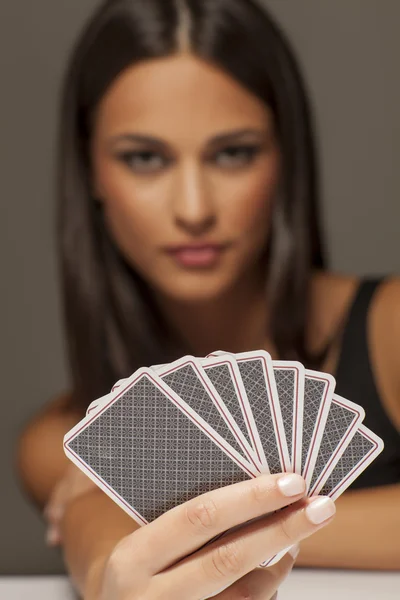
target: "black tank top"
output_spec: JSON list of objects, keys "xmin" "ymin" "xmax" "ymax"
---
[{"xmin": 334, "ymin": 279, "xmax": 400, "ymax": 489}]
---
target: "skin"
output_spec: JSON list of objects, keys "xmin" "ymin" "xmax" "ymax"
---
[
  {"xmin": 16, "ymin": 54, "xmax": 400, "ymax": 597},
  {"xmin": 92, "ymin": 55, "xmax": 279, "ymax": 307}
]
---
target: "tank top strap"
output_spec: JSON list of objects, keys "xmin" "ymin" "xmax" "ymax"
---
[{"xmin": 335, "ymin": 278, "xmax": 384, "ymax": 388}]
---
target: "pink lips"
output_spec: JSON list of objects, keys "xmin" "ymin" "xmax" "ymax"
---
[{"xmin": 164, "ymin": 244, "xmax": 228, "ymax": 268}]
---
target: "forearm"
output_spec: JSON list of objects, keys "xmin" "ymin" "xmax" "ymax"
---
[
  {"xmin": 16, "ymin": 396, "xmax": 83, "ymax": 510},
  {"xmin": 296, "ymin": 484, "xmax": 400, "ymax": 570},
  {"xmin": 61, "ymin": 488, "xmax": 138, "ymax": 598}
]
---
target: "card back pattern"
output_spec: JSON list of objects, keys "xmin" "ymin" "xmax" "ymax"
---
[{"xmin": 66, "ymin": 375, "xmax": 250, "ymax": 524}]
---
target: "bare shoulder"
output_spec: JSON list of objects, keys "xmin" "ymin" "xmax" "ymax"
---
[
  {"xmin": 16, "ymin": 392, "xmax": 84, "ymax": 509},
  {"xmin": 369, "ymin": 278, "xmax": 400, "ymax": 403},
  {"xmin": 311, "ymin": 270, "xmax": 360, "ymax": 304},
  {"xmin": 311, "ymin": 270, "xmax": 400, "ymax": 339},
  {"xmin": 313, "ymin": 271, "xmax": 400, "ymax": 330},
  {"xmin": 311, "ymin": 272, "xmax": 400, "ymax": 428},
  {"xmin": 371, "ymin": 277, "xmax": 400, "ymax": 329}
]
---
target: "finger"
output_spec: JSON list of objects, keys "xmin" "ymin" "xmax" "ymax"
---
[
  {"xmin": 45, "ymin": 526, "xmax": 62, "ymax": 547},
  {"xmin": 44, "ymin": 497, "xmax": 64, "ymax": 546},
  {"xmin": 45, "ymin": 467, "xmax": 94, "ymax": 526},
  {"xmin": 130, "ymin": 473, "xmax": 306, "ymax": 573},
  {"xmin": 161, "ymin": 496, "xmax": 334, "ymax": 600},
  {"xmin": 157, "ymin": 545, "xmax": 297, "ymax": 600},
  {"xmin": 44, "ymin": 485, "xmax": 66, "ymax": 545},
  {"xmin": 214, "ymin": 547, "xmax": 297, "ymax": 599},
  {"xmin": 44, "ymin": 471, "xmax": 71, "ymax": 520},
  {"xmin": 44, "ymin": 474, "xmax": 75, "ymax": 541},
  {"xmin": 44, "ymin": 498, "xmax": 64, "ymax": 524}
]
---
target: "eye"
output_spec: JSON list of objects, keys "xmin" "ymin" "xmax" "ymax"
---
[
  {"xmin": 116, "ymin": 150, "xmax": 169, "ymax": 173},
  {"xmin": 213, "ymin": 145, "xmax": 261, "ymax": 168}
]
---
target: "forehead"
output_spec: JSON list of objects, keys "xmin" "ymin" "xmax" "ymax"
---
[{"xmin": 93, "ymin": 53, "xmax": 273, "ymax": 139}]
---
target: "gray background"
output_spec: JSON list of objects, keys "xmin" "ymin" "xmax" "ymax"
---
[{"xmin": 0, "ymin": 0, "xmax": 398, "ymax": 575}]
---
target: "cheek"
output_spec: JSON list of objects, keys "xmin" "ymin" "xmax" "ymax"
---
[
  {"xmin": 222, "ymin": 157, "xmax": 279, "ymax": 241},
  {"xmin": 93, "ymin": 159, "xmax": 165, "ymax": 263}
]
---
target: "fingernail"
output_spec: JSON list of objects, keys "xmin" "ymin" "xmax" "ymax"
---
[
  {"xmin": 288, "ymin": 544, "xmax": 300, "ymax": 560},
  {"xmin": 277, "ymin": 474, "xmax": 306, "ymax": 497},
  {"xmin": 305, "ymin": 497, "xmax": 336, "ymax": 525}
]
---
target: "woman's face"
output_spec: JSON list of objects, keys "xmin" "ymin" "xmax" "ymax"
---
[{"xmin": 91, "ymin": 54, "xmax": 280, "ymax": 302}]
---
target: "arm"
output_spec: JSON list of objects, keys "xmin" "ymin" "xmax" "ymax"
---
[
  {"xmin": 61, "ymin": 475, "xmax": 334, "ymax": 599},
  {"xmin": 298, "ymin": 278, "xmax": 400, "ymax": 570},
  {"xmin": 61, "ymin": 488, "xmax": 137, "ymax": 597},
  {"xmin": 296, "ymin": 483, "xmax": 400, "ymax": 570},
  {"xmin": 16, "ymin": 394, "xmax": 84, "ymax": 510},
  {"xmin": 16, "ymin": 394, "xmax": 141, "ymax": 594},
  {"xmin": 17, "ymin": 408, "xmax": 332, "ymax": 600}
]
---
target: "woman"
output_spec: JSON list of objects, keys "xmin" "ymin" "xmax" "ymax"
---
[{"xmin": 17, "ymin": 0, "xmax": 400, "ymax": 597}]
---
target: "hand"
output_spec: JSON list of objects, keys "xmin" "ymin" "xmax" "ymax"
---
[
  {"xmin": 87, "ymin": 473, "xmax": 336, "ymax": 600},
  {"xmin": 44, "ymin": 462, "xmax": 97, "ymax": 546}
]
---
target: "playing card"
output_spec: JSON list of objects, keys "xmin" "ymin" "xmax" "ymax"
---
[
  {"xmin": 64, "ymin": 368, "xmax": 256, "ymax": 527},
  {"xmin": 258, "ymin": 367, "xmax": 332, "ymax": 569},
  {"xmin": 208, "ymin": 350, "xmax": 291, "ymax": 473},
  {"xmin": 261, "ymin": 420, "xmax": 382, "ymax": 570},
  {"xmin": 301, "ymin": 370, "xmax": 335, "ymax": 483},
  {"xmin": 319, "ymin": 424, "xmax": 384, "ymax": 499},
  {"xmin": 235, "ymin": 351, "xmax": 291, "ymax": 472},
  {"xmin": 308, "ymin": 395, "xmax": 365, "ymax": 494},
  {"xmin": 86, "ymin": 379, "xmax": 130, "ymax": 416},
  {"xmin": 240, "ymin": 358, "xmax": 304, "ymax": 571},
  {"xmin": 259, "ymin": 548, "xmax": 289, "ymax": 568},
  {"xmin": 200, "ymin": 355, "xmax": 268, "ymax": 472},
  {"xmin": 86, "ymin": 393, "xmax": 110, "ymax": 416},
  {"xmin": 153, "ymin": 356, "xmax": 259, "ymax": 472},
  {"xmin": 78, "ymin": 353, "xmax": 383, "ymax": 576},
  {"xmin": 272, "ymin": 361, "xmax": 305, "ymax": 474}
]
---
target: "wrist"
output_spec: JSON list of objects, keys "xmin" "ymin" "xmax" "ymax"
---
[{"xmin": 84, "ymin": 555, "xmax": 109, "ymax": 600}]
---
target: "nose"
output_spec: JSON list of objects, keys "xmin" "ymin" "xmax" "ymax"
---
[{"xmin": 171, "ymin": 162, "xmax": 216, "ymax": 235}]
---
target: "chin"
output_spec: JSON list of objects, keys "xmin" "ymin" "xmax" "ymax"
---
[{"xmin": 155, "ymin": 273, "xmax": 235, "ymax": 304}]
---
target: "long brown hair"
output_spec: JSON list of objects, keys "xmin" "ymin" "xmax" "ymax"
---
[{"xmin": 57, "ymin": 0, "xmax": 326, "ymax": 411}]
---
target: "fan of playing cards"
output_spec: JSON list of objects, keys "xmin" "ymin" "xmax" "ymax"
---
[{"xmin": 64, "ymin": 350, "xmax": 384, "ymax": 567}]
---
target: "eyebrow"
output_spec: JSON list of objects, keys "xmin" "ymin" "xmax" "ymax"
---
[
  {"xmin": 108, "ymin": 127, "xmax": 269, "ymax": 149},
  {"xmin": 208, "ymin": 128, "xmax": 268, "ymax": 145}
]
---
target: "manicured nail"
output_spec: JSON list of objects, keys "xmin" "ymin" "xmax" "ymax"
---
[
  {"xmin": 288, "ymin": 544, "xmax": 300, "ymax": 560},
  {"xmin": 305, "ymin": 497, "xmax": 336, "ymax": 525},
  {"xmin": 277, "ymin": 474, "xmax": 306, "ymax": 497}
]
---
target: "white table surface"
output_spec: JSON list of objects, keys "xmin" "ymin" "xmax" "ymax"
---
[{"xmin": 1, "ymin": 571, "xmax": 399, "ymax": 599}]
